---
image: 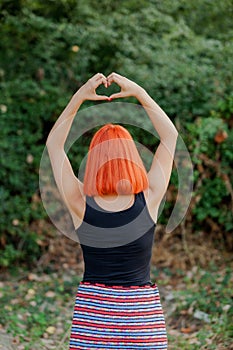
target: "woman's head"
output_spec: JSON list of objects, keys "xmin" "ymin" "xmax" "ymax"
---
[{"xmin": 83, "ymin": 123, "xmax": 149, "ymax": 196}]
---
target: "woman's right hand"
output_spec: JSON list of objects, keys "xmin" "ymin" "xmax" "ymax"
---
[
  {"xmin": 107, "ymin": 72, "xmax": 144, "ymax": 100},
  {"xmin": 75, "ymin": 73, "xmax": 109, "ymax": 102}
]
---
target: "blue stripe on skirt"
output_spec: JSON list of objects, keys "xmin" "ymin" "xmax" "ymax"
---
[{"xmin": 69, "ymin": 282, "xmax": 168, "ymax": 349}]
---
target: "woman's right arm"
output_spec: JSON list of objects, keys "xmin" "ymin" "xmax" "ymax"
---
[
  {"xmin": 46, "ymin": 73, "xmax": 109, "ymax": 228},
  {"xmin": 46, "ymin": 90, "xmax": 85, "ymax": 220}
]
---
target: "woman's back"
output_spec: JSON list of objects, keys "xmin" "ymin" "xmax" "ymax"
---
[{"xmin": 77, "ymin": 191, "xmax": 156, "ymax": 286}]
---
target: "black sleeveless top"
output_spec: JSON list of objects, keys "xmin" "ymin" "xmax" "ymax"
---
[{"xmin": 76, "ymin": 191, "xmax": 156, "ymax": 286}]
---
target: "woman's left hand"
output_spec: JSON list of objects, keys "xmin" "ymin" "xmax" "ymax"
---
[
  {"xmin": 76, "ymin": 73, "xmax": 109, "ymax": 102},
  {"xmin": 107, "ymin": 72, "xmax": 143, "ymax": 100}
]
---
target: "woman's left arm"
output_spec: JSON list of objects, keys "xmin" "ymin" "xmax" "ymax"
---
[
  {"xmin": 46, "ymin": 73, "xmax": 108, "ymax": 221},
  {"xmin": 107, "ymin": 72, "xmax": 178, "ymax": 219}
]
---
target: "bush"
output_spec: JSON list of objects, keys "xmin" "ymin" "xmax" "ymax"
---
[{"xmin": 0, "ymin": 0, "xmax": 232, "ymax": 267}]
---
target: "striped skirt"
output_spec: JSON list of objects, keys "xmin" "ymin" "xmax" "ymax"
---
[{"xmin": 69, "ymin": 281, "xmax": 167, "ymax": 349}]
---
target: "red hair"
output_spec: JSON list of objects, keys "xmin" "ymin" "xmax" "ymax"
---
[{"xmin": 83, "ymin": 124, "xmax": 149, "ymax": 196}]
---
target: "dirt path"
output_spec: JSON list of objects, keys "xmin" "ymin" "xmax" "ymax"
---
[{"xmin": 0, "ymin": 330, "xmax": 16, "ymax": 350}]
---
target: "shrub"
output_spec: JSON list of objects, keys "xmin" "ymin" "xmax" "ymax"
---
[{"xmin": 0, "ymin": 0, "xmax": 232, "ymax": 267}]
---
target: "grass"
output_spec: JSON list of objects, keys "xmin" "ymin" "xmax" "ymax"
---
[
  {"xmin": 0, "ymin": 270, "xmax": 82, "ymax": 349},
  {"xmin": 0, "ymin": 264, "xmax": 232, "ymax": 349},
  {"xmin": 159, "ymin": 265, "xmax": 233, "ymax": 350}
]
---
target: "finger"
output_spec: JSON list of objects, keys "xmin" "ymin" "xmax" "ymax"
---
[
  {"xmin": 107, "ymin": 72, "xmax": 122, "ymax": 80},
  {"xmin": 109, "ymin": 92, "xmax": 125, "ymax": 99},
  {"xmin": 95, "ymin": 73, "xmax": 107, "ymax": 81},
  {"xmin": 107, "ymin": 72, "xmax": 119, "ymax": 80},
  {"xmin": 95, "ymin": 94, "xmax": 109, "ymax": 101},
  {"xmin": 91, "ymin": 73, "xmax": 107, "ymax": 86},
  {"xmin": 94, "ymin": 77, "xmax": 108, "ymax": 89},
  {"xmin": 98, "ymin": 77, "xmax": 108, "ymax": 88},
  {"xmin": 103, "ymin": 78, "xmax": 108, "ymax": 88},
  {"xmin": 107, "ymin": 75, "xmax": 121, "ymax": 87},
  {"xmin": 89, "ymin": 73, "xmax": 102, "ymax": 82}
]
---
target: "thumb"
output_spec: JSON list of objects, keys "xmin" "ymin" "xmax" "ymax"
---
[
  {"xmin": 95, "ymin": 94, "xmax": 109, "ymax": 101},
  {"xmin": 109, "ymin": 92, "xmax": 125, "ymax": 100}
]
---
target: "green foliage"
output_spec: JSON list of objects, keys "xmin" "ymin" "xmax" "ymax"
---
[
  {"xmin": 0, "ymin": 0, "xmax": 233, "ymax": 267},
  {"xmin": 183, "ymin": 95, "xmax": 233, "ymax": 233},
  {"xmin": 0, "ymin": 272, "xmax": 82, "ymax": 347},
  {"xmin": 168, "ymin": 266, "xmax": 233, "ymax": 349},
  {"xmin": 154, "ymin": 0, "xmax": 233, "ymax": 40}
]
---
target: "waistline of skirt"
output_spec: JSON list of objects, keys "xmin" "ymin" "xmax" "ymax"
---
[{"xmin": 79, "ymin": 281, "xmax": 157, "ymax": 290}]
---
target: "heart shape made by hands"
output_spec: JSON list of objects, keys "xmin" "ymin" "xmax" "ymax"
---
[{"xmin": 96, "ymin": 80, "xmax": 120, "ymax": 99}]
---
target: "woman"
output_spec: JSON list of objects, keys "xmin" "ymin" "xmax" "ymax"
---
[{"xmin": 46, "ymin": 72, "xmax": 178, "ymax": 349}]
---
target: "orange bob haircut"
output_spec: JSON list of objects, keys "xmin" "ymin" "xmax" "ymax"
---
[{"xmin": 83, "ymin": 123, "xmax": 149, "ymax": 196}]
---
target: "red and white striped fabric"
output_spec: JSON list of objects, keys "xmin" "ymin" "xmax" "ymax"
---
[{"xmin": 69, "ymin": 281, "xmax": 167, "ymax": 349}]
